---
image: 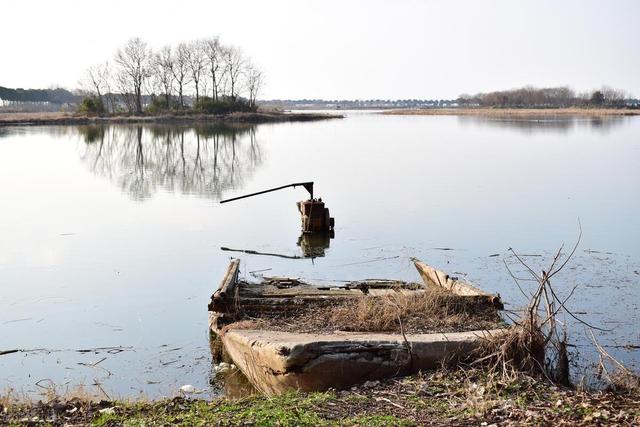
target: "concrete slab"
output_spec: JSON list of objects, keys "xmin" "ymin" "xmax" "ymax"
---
[{"xmin": 220, "ymin": 328, "xmax": 506, "ymax": 395}]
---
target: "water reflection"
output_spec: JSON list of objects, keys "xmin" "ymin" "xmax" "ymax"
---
[
  {"xmin": 77, "ymin": 124, "xmax": 262, "ymax": 200},
  {"xmin": 457, "ymin": 115, "xmax": 628, "ymax": 135},
  {"xmin": 297, "ymin": 232, "xmax": 333, "ymax": 258},
  {"xmin": 221, "ymin": 231, "xmax": 333, "ymax": 260},
  {"xmin": 209, "ymin": 335, "xmax": 257, "ymax": 399}
]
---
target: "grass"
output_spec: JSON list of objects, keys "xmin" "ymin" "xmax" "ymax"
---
[
  {"xmin": 328, "ymin": 290, "xmax": 501, "ymax": 333},
  {"xmin": 227, "ymin": 290, "xmax": 504, "ymax": 335},
  {"xmin": 2, "ymin": 368, "xmax": 639, "ymax": 426}
]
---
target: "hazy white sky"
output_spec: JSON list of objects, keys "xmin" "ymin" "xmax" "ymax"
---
[{"xmin": 1, "ymin": 0, "xmax": 639, "ymax": 99}]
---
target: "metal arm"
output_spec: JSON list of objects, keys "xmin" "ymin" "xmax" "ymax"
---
[{"xmin": 220, "ymin": 181, "xmax": 314, "ymax": 204}]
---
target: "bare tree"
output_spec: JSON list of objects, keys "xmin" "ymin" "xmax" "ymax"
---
[
  {"xmin": 154, "ymin": 46, "xmax": 175, "ymax": 108},
  {"xmin": 100, "ymin": 63, "xmax": 117, "ymax": 113},
  {"xmin": 222, "ymin": 46, "xmax": 245, "ymax": 99},
  {"xmin": 203, "ymin": 37, "xmax": 223, "ymax": 101},
  {"xmin": 200, "ymin": 75, "xmax": 209, "ymax": 101},
  {"xmin": 186, "ymin": 40, "xmax": 207, "ymax": 102},
  {"xmin": 88, "ymin": 36, "xmax": 266, "ymax": 113},
  {"xmin": 114, "ymin": 70, "xmax": 136, "ymax": 113},
  {"xmin": 114, "ymin": 37, "xmax": 152, "ymax": 114},
  {"xmin": 601, "ymin": 86, "xmax": 626, "ymax": 107},
  {"xmin": 244, "ymin": 63, "xmax": 264, "ymax": 108},
  {"xmin": 81, "ymin": 63, "xmax": 109, "ymax": 105},
  {"xmin": 172, "ymin": 43, "xmax": 191, "ymax": 108}
]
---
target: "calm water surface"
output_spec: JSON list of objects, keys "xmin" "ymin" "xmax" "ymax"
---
[{"xmin": 0, "ymin": 113, "xmax": 638, "ymax": 398}]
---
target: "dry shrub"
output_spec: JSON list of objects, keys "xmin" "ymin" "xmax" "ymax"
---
[
  {"xmin": 591, "ymin": 330, "xmax": 640, "ymax": 394},
  {"xmin": 609, "ymin": 370, "xmax": 640, "ymax": 394},
  {"xmin": 474, "ymin": 226, "xmax": 609, "ymax": 388},
  {"xmin": 0, "ymin": 388, "xmax": 25, "ymax": 408},
  {"xmin": 473, "ymin": 317, "xmax": 545, "ymax": 379}
]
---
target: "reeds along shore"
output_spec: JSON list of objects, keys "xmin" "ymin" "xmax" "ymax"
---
[{"xmin": 381, "ymin": 107, "xmax": 640, "ymax": 117}]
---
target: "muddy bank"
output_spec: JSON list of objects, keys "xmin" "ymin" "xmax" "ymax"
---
[
  {"xmin": 0, "ymin": 111, "xmax": 343, "ymax": 127},
  {"xmin": 2, "ymin": 369, "xmax": 638, "ymax": 426},
  {"xmin": 381, "ymin": 107, "xmax": 640, "ymax": 117}
]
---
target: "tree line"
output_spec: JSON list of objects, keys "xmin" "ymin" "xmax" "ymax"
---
[
  {"xmin": 0, "ymin": 86, "xmax": 78, "ymax": 104},
  {"xmin": 457, "ymin": 86, "xmax": 629, "ymax": 108},
  {"xmin": 80, "ymin": 37, "xmax": 264, "ymax": 115}
]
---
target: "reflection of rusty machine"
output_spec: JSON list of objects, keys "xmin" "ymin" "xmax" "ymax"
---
[
  {"xmin": 220, "ymin": 181, "xmax": 334, "ymax": 234},
  {"xmin": 297, "ymin": 231, "xmax": 333, "ymax": 258}
]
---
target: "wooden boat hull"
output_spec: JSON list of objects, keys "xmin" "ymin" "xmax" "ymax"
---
[
  {"xmin": 208, "ymin": 258, "xmax": 506, "ymax": 395},
  {"xmin": 215, "ymin": 326, "xmax": 506, "ymax": 395}
]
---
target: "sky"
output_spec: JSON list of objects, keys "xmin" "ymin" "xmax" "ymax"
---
[{"xmin": 1, "ymin": 0, "xmax": 639, "ymax": 99}]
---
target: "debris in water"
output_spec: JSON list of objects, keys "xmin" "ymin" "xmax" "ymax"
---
[
  {"xmin": 180, "ymin": 384, "xmax": 195, "ymax": 393},
  {"xmin": 213, "ymin": 362, "xmax": 233, "ymax": 374},
  {"xmin": 249, "ymin": 268, "xmax": 273, "ymax": 274}
]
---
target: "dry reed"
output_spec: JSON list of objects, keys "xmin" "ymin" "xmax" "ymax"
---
[{"xmin": 223, "ymin": 290, "xmax": 502, "ymax": 335}]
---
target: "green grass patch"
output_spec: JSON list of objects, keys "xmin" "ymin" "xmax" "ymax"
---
[
  {"xmin": 345, "ymin": 414, "xmax": 415, "ymax": 426},
  {"xmin": 87, "ymin": 392, "xmax": 337, "ymax": 427}
]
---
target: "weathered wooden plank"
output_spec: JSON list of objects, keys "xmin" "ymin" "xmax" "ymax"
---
[
  {"xmin": 367, "ymin": 289, "xmax": 395, "ymax": 296},
  {"xmin": 412, "ymin": 258, "xmax": 503, "ymax": 308},
  {"xmin": 208, "ymin": 259, "xmax": 241, "ymax": 312}
]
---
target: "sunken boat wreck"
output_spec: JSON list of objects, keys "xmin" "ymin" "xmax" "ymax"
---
[{"xmin": 208, "ymin": 258, "xmax": 506, "ymax": 395}]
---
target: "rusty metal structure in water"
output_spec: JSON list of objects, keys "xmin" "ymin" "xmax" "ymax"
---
[{"xmin": 220, "ymin": 181, "xmax": 335, "ymax": 234}]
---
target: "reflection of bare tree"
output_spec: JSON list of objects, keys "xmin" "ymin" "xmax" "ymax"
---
[
  {"xmin": 457, "ymin": 116, "xmax": 628, "ymax": 135},
  {"xmin": 77, "ymin": 124, "xmax": 262, "ymax": 200}
]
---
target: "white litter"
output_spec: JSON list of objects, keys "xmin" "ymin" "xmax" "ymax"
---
[{"xmin": 179, "ymin": 384, "xmax": 196, "ymax": 393}]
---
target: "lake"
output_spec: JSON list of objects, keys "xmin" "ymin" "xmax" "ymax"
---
[{"xmin": 0, "ymin": 113, "xmax": 638, "ymax": 398}]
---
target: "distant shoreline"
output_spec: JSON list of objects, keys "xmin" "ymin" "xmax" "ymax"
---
[
  {"xmin": 0, "ymin": 111, "xmax": 343, "ymax": 127},
  {"xmin": 381, "ymin": 107, "xmax": 640, "ymax": 117}
]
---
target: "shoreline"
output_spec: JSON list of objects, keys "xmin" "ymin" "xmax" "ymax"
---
[
  {"xmin": 2, "ymin": 369, "xmax": 638, "ymax": 425},
  {"xmin": 381, "ymin": 107, "xmax": 640, "ymax": 117},
  {"xmin": 0, "ymin": 111, "xmax": 343, "ymax": 127}
]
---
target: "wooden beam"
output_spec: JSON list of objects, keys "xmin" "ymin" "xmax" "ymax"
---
[
  {"xmin": 412, "ymin": 258, "xmax": 503, "ymax": 308},
  {"xmin": 208, "ymin": 259, "xmax": 240, "ymax": 312}
]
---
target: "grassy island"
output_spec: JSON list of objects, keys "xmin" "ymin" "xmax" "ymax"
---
[{"xmin": 0, "ymin": 111, "xmax": 342, "ymax": 127}]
